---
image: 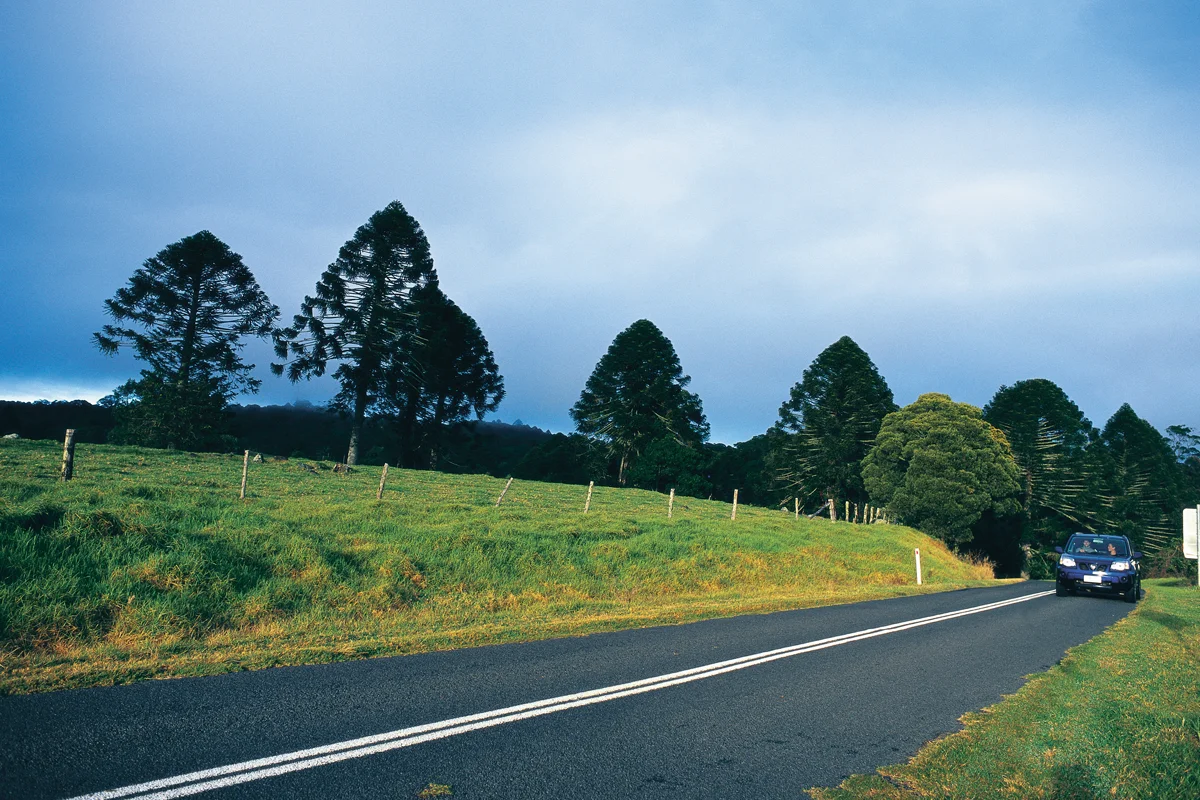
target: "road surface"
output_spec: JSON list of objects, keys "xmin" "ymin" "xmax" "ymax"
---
[{"xmin": 0, "ymin": 581, "xmax": 1133, "ymax": 799}]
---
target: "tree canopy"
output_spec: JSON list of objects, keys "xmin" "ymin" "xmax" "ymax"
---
[
  {"xmin": 774, "ymin": 336, "xmax": 896, "ymax": 508},
  {"xmin": 94, "ymin": 230, "xmax": 279, "ymax": 398},
  {"xmin": 1096, "ymin": 404, "xmax": 1184, "ymax": 553},
  {"xmin": 273, "ymin": 201, "xmax": 437, "ymax": 465},
  {"xmin": 862, "ymin": 393, "xmax": 1023, "ymax": 547},
  {"xmin": 570, "ymin": 319, "xmax": 708, "ymax": 485},
  {"xmin": 382, "ymin": 284, "xmax": 504, "ymax": 467},
  {"xmin": 94, "ymin": 230, "xmax": 279, "ymax": 449}
]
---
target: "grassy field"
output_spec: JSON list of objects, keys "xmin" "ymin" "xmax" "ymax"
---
[
  {"xmin": 0, "ymin": 439, "xmax": 997, "ymax": 695},
  {"xmin": 810, "ymin": 579, "xmax": 1200, "ymax": 800}
]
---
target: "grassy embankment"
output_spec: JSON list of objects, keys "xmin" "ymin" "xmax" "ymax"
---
[
  {"xmin": 0, "ymin": 439, "xmax": 997, "ymax": 695},
  {"xmin": 811, "ymin": 579, "xmax": 1200, "ymax": 800}
]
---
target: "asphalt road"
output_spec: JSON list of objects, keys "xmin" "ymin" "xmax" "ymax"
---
[{"xmin": 1, "ymin": 582, "xmax": 1133, "ymax": 799}]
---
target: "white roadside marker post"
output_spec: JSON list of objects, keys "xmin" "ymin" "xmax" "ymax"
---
[
  {"xmin": 915, "ymin": 548, "xmax": 923, "ymax": 585},
  {"xmin": 1184, "ymin": 507, "xmax": 1199, "ymax": 588}
]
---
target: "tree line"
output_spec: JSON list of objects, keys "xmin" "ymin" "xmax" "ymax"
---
[{"xmin": 82, "ymin": 200, "xmax": 1200, "ymax": 575}]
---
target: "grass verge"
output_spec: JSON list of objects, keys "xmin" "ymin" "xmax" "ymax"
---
[
  {"xmin": 810, "ymin": 579, "xmax": 1200, "ymax": 800},
  {"xmin": 1, "ymin": 439, "xmax": 999, "ymax": 695}
]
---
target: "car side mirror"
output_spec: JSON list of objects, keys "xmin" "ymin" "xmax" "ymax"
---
[
  {"xmin": 1054, "ymin": 546, "xmax": 1064, "ymax": 554},
  {"xmin": 1133, "ymin": 552, "xmax": 1143, "ymax": 560}
]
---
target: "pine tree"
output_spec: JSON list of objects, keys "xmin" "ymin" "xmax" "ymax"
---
[
  {"xmin": 274, "ymin": 202, "xmax": 436, "ymax": 465},
  {"xmin": 570, "ymin": 320, "xmax": 708, "ymax": 485},
  {"xmin": 382, "ymin": 284, "xmax": 504, "ymax": 468},
  {"xmin": 773, "ymin": 336, "xmax": 896, "ymax": 508},
  {"xmin": 94, "ymin": 230, "xmax": 279, "ymax": 448}
]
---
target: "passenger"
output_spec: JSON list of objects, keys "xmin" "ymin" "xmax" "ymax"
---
[{"xmin": 1107, "ymin": 542, "xmax": 1118, "ymax": 556}]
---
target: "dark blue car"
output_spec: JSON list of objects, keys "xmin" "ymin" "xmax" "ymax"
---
[{"xmin": 1055, "ymin": 533, "xmax": 1142, "ymax": 603}]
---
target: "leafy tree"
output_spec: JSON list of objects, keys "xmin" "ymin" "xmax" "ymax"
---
[
  {"xmin": 570, "ymin": 319, "xmax": 708, "ymax": 485},
  {"xmin": 773, "ymin": 336, "xmax": 896, "ymax": 508},
  {"xmin": 274, "ymin": 202, "xmax": 437, "ymax": 465},
  {"xmin": 1095, "ymin": 404, "xmax": 1184, "ymax": 553},
  {"xmin": 383, "ymin": 284, "xmax": 504, "ymax": 468},
  {"xmin": 1165, "ymin": 424, "xmax": 1200, "ymax": 463},
  {"xmin": 862, "ymin": 393, "xmax": 1023, "ymax": 547},
  {"xmin": 514, "ymin": 433, "xmax": 606, "ymax": 485},
  {"xmin": 94, "ymin": 230, "xmax": 279, "ymax": 448}
]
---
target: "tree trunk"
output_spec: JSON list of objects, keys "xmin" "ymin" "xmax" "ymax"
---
[
  {"xmin": 618, "ymin": 450, "xmax": 629, "ymax": 486},
  {"xmin": 179, "ymin": 277, "xmax": 203, "ymax": 388},
  {"xmin": 346, "ymin": 386, "xmax": 368, "ymax": 466}
]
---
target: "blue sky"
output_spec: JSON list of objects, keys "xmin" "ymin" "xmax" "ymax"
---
[{"xmin": 2, "ymin": 1, "xmax": 1197, "ymax": 443}]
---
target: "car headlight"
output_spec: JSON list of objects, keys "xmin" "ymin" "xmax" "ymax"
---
[
  {"xmin": 1110, "ymin": 561, "xmax": 1130, "ymax": 571},
  {"xmin": 1059, "ymin": 556, "xmax": 1077, "ymax": 567}
]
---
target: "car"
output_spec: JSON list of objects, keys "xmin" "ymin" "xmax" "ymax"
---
[{"xmin": 1054, "ymin": 533, "xmax": 1142, "ymax": 603}]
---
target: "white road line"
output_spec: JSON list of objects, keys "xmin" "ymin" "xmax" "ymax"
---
[{"xmin": 65, "ymin": 589, "xmax": 1054, "ymax": 800}]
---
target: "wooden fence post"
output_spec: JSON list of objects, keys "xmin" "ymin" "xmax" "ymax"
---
[
  {"xmin": 731, "ymin": 489, "xmax": 739, "ymax": 521},
  {"xmin": 829, "ymin": 498, "xmax": 837, "ymax": 521},
  {"xmin": 495, "ymin": 476, "xmax": 514, "ymax": 507},
  {"xmin": 668, "ymin": 487, "xmax": 675, "ymax": 519},
  {"xmin": 794, "ymin": 497, "xmax": 799, "ymax": 520},
  {"xmin": 60, "ymin": 429, "xmax": 76, "ymax": 482},
  {"xmin": 377, "ymin": 463, "xmax": 389, "ymax": 500},
  {"xmin": 240, "ymin": 450, "xmax": 249, "ymax": 499},
  {"xmin": 584, "ymin": 481, "xmax": 594, "ymax": 513}
]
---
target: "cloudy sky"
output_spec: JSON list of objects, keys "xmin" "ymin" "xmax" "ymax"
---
[{"xmin": 2, "ymin": 1, "xmax": 1197, "ymax": 443}]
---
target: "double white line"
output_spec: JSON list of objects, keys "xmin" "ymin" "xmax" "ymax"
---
[{"xmin": 68, "ymin": 589, "xmax": 1053, "ymax": 800}]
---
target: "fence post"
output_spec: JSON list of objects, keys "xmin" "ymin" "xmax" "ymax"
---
[
  {"xmin": 668, "ymin": 487, "xmax": 675, "ymax": 519},
  {"xmin": 60, "ymin": 429, "xmax": 76, "ymax": 482},
  {"xmin": 828, "ymin": 498, "xmax": 837, "ymax": 521},
  {"xmin": 794, "ymin": 497, "xmax": 799, "ymax": 520},
  {"xmin": 584, "ymin": 481, "xmax": 594, "ymax": 513},
  {"xmin": 495, "ymin": 476, "xmax": 514, "ymax": 507},
  {"xmin": 915, "ymin": 548, "xmax": 923, "ymax": 585},
  {"xmin": 377, "ymin": 463, "xmax": 389, "ymax": 500},
  {"xmin": 240, "ymin": 450, "xmax": 249, "ymax": 499},
  {"xmin": 731, "ymin": 489, "xmax": 739, "ymax": 520}
]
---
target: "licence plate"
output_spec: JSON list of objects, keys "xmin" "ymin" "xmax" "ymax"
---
[{"xmin": 1083, "ymin": 575, "xmax": 1102, "ymax": 584}]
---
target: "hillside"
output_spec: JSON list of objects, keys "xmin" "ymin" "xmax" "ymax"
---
[{"xmin": 0, "ymin": 440, "xmax": 998, "ymax": 694}]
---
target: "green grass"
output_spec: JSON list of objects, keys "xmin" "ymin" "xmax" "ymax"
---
[
  {"xmin": 810, "ymin": 579, "xmax": 1200, "ymax": 800},
  {"xmin": 0, "ymin": 439, "xmax": 998, "ymax": 695}
]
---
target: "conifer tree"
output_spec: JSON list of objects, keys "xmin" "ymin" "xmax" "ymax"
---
[
  {"xmin": 94, "ymin": 230, "xmax": 279, "ymax": 449},
  {"xmin": 774, "ymin": 336, "xmax": 896, "ymax": 508},
  {"xmin": 571, "ymin": 320, "xmax": 708, "ymax": 485},
  {"xmin": 274, "ymin": 202, "xmax": 436, "ymax": 465},
  {"xmin": 383, "ymin": 284, "xmax": 504, "ymax": 467}
]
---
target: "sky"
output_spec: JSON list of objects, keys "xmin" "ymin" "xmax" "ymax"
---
[{"xmin": 1, "ymin": 1, "xmax": 1197, "ymax": 443}]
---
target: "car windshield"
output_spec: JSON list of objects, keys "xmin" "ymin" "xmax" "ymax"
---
[{"xmin": 1066, "ymin": 537, "xmax": 1128, "ymax": 557}]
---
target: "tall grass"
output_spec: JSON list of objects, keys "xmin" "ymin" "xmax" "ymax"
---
[{"xmin": 0, "ymin": 439, "xmax": 996, "ymax": 694}]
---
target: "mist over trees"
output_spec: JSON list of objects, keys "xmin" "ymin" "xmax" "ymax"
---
[{"xmin": 93, "ymin": 231, "xmax": 280, "ymax": 450}]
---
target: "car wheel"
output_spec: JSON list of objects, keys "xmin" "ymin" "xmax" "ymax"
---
[
  {"xmin": 1124, "ymin": 581, "xmax": 1138, "ymax": 603},
  {"xmin": 1055, "ymin": 580, "xmax": 1069, "ymax": 597}
]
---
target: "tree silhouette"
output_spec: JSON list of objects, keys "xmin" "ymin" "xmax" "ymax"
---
[
  {"xmin": 383, "ymin": 284, "xmax": 504, "ymax": 468},
  {"xmin": 571, "ymin": 319, "xmax": 708, "ymax": 485},
  {"xmin": 274, "ymin": 202, "xmax": 436, "ymax": 465},
  {"xmin": 94, "ymin": 230, "xmax": 279, "ymax": 448}
]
